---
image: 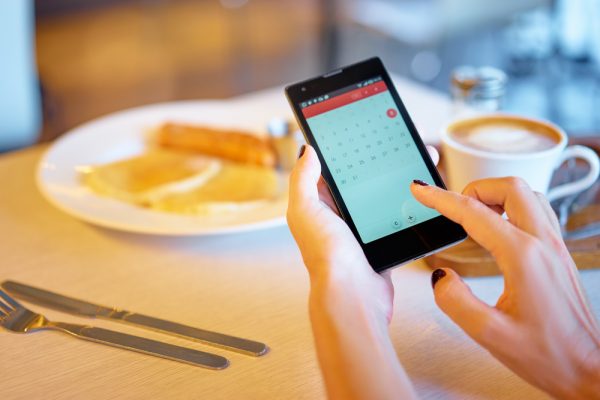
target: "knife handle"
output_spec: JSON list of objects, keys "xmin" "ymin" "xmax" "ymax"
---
[
  {"xmin": 54, "ymin": 322, "xmax": 229, "ymax": 370},
  {"xmin": 122, "ymin": 313, "xmax": 269, "ymax": 356}
]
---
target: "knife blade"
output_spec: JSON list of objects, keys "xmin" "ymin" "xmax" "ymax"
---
[{"xmin": 2, "ymin": 280, "xmax": 268, "ymax": 356}]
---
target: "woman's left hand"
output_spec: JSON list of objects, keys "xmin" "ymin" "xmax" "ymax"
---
[
  {"xmin": 288, "ymin": 143, "xmax": 440, "ymax": 321},
  {"xmin": 287, "ymin": 144, "xmax": 439, "ymax": 400},
  {"xmin": 287, "ymin": 144, "xmax": 394, "ymax": 323}
]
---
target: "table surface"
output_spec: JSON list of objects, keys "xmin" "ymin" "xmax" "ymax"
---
[{"xmin": 1, "ymin": 78, "xmax": 599, "ymax": 400}]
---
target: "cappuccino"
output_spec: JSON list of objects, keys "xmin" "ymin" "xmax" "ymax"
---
[
  {"xmin": 448, "ymin": 118, "xmax": 558, "ymax": 154},
  {"xmin": 441, "ymin": 114, "xmax": 599, "ymax": 201}
]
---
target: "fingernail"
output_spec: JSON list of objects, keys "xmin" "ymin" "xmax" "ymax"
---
[
  {"xmin": 413, "ymin": 179, "xmax": 428, "ymax": 186},
  {"xmin": 431, "ymin": 269, "xmax": 446, "ymax": 289},
  {"xmin": 298, "ymin": 144, "xmax": 306, "ymax": 159}
]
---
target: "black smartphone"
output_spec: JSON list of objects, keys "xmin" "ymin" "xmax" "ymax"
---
[{"xmin": 285, "ymin": 57, "xmax": 467, "ymax": 272}]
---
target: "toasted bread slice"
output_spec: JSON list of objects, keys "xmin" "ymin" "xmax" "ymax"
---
[
  {"xmin": 81, "ymin": 149, "xmax": 281, "ymax": 215},
  {"xmin": 150, "ymin": 162, "xmax": 280, "ymax": 214},
  {"xmin": 81, "ymin": 149, "xmax": 221, "ymax": 206}
]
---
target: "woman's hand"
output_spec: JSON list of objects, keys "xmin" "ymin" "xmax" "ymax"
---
[
  {"xmin": 411, "ymin": 177, "xmax": 600, "ymax": 400},
  {"xmin": 288, "ymin": 144, "xmax": 439, "ymax": 324},
  {"xmin": 287, "ymin": 145, "xmax": 394, "ymax": 324},
  {"xmin": 287, "ymin": 145, "xmax": 423, "ymax": 400}
]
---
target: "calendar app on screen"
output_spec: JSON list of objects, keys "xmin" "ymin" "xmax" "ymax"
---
[{"xmin": 302, "ymin": 77, "xmax": 440, "ymax": 243}]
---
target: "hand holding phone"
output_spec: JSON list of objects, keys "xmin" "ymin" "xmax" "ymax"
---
[{"xmin": 288, "ymin": 143, "xmax": 396, "ymax": 309}]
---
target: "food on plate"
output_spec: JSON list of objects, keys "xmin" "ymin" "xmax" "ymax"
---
[
  {"xmin": 81, "ymin": 140, "xmax": 283, "ymax": 215},
  {"xmin": 81, "ymin": 149, "xmax": 222, "ymax": 207},
  {"xmin": 151, "ymin": 162, "xmax": 280, "ymax": 214},
  {"xmin": 156, "ymin": 122, "xmax": 277, "ymax": 167}
]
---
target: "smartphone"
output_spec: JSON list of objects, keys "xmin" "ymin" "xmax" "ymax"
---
[{"xmin": 285, "ymin": 57, "xmax": 467, "ymax": 272}]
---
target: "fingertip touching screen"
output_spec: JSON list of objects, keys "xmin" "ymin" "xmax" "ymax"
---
[{"xmin": 301, "ymin": 76, "xmax": 440, "ymax": 243}]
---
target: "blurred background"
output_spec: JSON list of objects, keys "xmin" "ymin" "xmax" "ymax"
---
[{"xmin": 2, "ymin": 0, "xmax": 599, "ymax": 151}]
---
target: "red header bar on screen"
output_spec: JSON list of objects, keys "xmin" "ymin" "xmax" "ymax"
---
[{"xmin": 302, "ymin": 81, "xmax": 388, "ymax": 119}]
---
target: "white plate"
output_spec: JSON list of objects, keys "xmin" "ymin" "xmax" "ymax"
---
[{"xmin": 37, "ymin": 101, "xmax": 288, "ymax": 236}]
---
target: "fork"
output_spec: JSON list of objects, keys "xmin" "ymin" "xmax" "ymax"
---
[{"xmin": 0, "ymin": 288, "xmax": 229, "ymax": 369}]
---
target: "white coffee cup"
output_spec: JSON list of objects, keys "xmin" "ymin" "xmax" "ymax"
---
[{"xmin": 441, "ymin": 113, "xmax": 600, "ymax": 201}]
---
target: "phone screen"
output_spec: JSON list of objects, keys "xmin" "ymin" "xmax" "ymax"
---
[{"xmin": 301, "ymin": 76, "xmax": 440, "ymax": 243}]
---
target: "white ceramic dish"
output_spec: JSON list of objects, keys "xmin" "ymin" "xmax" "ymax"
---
[{"xmin": 37, "ymin": 101, "xmax": 288, "ymax": 236}]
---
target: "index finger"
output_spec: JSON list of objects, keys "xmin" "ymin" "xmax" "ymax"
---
[
  {"xmin": 410, "ymin": 183, "xmax": 522, "ymax": 262},
  {"xmin": 462, "ymin": 177, "xmax": 559, "ymax": 243}
]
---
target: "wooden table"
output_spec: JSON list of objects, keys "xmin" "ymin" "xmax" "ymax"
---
[{"xmin": 2, "ymin": 79, "xmax": 599, "ymax": 399}]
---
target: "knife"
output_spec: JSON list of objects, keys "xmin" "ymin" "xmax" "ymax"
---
[
  {"xmin": 55, "ymin": 323, "xmax": 230, "ymax": 370},
  {"xmin": 2, "ymin": 280, "xmax": 268, "ymax": 357}
]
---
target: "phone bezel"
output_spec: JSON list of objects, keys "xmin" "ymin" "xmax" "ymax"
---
[{"xmin": 285, "ymin": 57, "xmax": 467, "ymax": 272}]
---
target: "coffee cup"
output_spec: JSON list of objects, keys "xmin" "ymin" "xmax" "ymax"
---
[{"xmin": 441, "ymin": 114, "xmax": 600, "ymax": 201}]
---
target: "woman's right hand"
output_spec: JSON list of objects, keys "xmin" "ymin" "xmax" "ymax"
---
[{"xmin": 411, "ymin": 177, "xmax": 600, "ymax": 400}]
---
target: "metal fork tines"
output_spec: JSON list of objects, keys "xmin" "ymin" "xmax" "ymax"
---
[{"xmin": 0, "ymin": 289, "xmax": 229, "ymax": 369}]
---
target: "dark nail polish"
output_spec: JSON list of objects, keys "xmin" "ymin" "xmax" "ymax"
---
[
  {"xmin": 298, "ymin": 144, "xmax": 306, "ymax": 159},
  {"xmin": 413, "ymin": 179, "xmax": 428, "ymax": 186},
  {"xmin": 431, "ymin": 269, "xmax": 446, "ymax": 289}
]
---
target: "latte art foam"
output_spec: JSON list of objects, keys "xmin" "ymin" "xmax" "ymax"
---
[{"xmin": 451, "ymin": 125, "xmax": 558, "ymax": 154}]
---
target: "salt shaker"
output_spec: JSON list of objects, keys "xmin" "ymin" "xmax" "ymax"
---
[
  {"xmin": 267, "ymin": 118, "xmax": 301, "ymax": 171},
  {"xmin": 451, "ymin": 66, "xmax": 508, "ymax": 115}
]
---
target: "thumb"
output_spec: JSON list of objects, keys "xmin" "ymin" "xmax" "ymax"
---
[
  {"xmin": 289, "ymin": 145, "xmax": 322, "ymax": 207},
  {"xmin": 431, "ymin": 268, "xmax": 502, "ymax": 344}
]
